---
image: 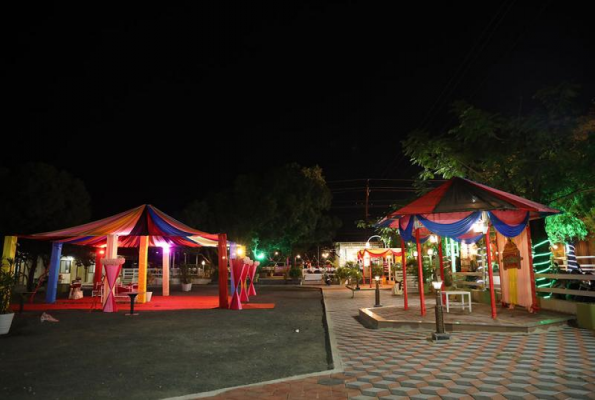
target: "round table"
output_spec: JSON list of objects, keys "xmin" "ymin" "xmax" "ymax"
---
[{"xmin": 124, "ymin": 292, "xmax": 145, "ymax": 316}]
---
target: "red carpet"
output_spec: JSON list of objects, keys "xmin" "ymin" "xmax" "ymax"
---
[{"xmin": 12, "ymin": 296, "xmax": 275, "ymax": 312}]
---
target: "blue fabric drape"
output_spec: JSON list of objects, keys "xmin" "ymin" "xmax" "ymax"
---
[
  {"xmin": 399, "ymin": 217, "xmax": 429, "ymax": 243},
  {"xmin": 417, "ymin": 212, "xmax": 481, "ymax": 239},
  {"xmin": 488, "ymin": 211, "xmax": 529, "ymax": 238}
]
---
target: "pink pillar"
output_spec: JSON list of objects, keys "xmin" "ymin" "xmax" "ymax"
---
[
  {"xmin": 415, "ymin": 228, "xmax": 426, "ymax": 316},
  {"xmin": 230, "ymin": 259, "xmax": 244, "ymax": 310},
  {"xmin": 102, "ymin": 258, "xmax": 125, "ymax": 313},
  {"xmin": 240, "ymin": 261, "xmax": 250, "ymax": 302},
  {"xmin": 248, "ymin": 262, "xmax": 258, "ymax": 296}
]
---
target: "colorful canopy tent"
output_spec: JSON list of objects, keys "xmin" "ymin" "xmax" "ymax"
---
[
  {"xmin": 357, "ymin": 248, "xmax": 405, "ymax": 295},
  {"xmin": 11, "ymin": 204, "xmax": 229, "ymax": 310},
  {"xmin": 378, "ymin": 177, "xmax": 560, "ymax": 319},
  {"xmin": 357, "ymin": 248, "xmax": 403, "ymax": 259}
]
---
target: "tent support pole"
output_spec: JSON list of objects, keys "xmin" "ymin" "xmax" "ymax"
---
[
  {"xmin": 484, "ymin": 226, "xmax": 497, "ymax": 319},
  {"xmin": 415, "ymin": 228, "xmax": 426, "ymax": 316},
  {"xmin": 137, "ymin": 236, "xmax": 148, "ymax": 303},
  {"xmin": 401, "ymin": 237, "xmax": 408, "ymax": 311},
  {"xmin": 45, "ymin": 242, "xmax": 62, "ymax": 304},
  {"xmin": 438, "ymin": 236, "xmax": 446, "ymax": 304},
  {"xmin": 2, "ymin": 236, "xmax": 17, "ymax": 271},
  {"xmin": 162, "ymin": 248, "xmax": 170, "ymax": 296},
  {"xmin": 218, "ymin": 234, "xmax": 229, "ymax": 309},
  {"xmin": 526, "ymin": 225, "xmax": 540, "ymax": 313},
  {"xmin": 93, "ymin": 249, "xmax": 103, "ymax": 286}
]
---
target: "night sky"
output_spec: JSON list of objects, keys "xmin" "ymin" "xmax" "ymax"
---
[{"xmin": 4, "ymin": 1, "xmax": 594, "ymax": 238}]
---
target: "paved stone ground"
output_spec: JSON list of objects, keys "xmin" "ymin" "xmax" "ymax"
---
[
  {"xmin": 373, "ymin": 301, "xmax": 572, "ymax": 328},
  {"xmin": 202, "ymin": 288, "xmax": 595, "ymax": 399}
]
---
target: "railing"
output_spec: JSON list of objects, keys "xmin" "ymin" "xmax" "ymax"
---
[
  {"xmin": 452, "ymin": 272, "xmax": 486, "ymax": 289},
  {"xmin": 121, "ymin": 267, "xmax": 209, "ymax": 283},
  {"xmin": 535, "ymin": 273, "xmax": 595, "ymax": 298},
  {"xmin": 553, "ymin": 255, "xmax": 595, "ymax": 272}
]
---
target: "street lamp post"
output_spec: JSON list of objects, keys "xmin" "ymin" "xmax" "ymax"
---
[
  {"xmin": 431, "ymin": 280, "xmax": 450, "ymax": 342},
  {"xmin": 374, "ymin": 276, "xmax": 382, "ymax": 307}
]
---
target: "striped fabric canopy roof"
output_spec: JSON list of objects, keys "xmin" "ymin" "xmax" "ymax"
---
[
  {"xmin": 391, "ymin": 177, "xmax": 559, "ymax": 217},
  {"xmin": 21, "ymin": 204, "xmax": 219, "ymax": 248}
]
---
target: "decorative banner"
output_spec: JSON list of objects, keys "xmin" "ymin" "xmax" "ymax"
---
[{"xmin": 502, "ymin": 239, "xmax": 522, "ymax": 270}]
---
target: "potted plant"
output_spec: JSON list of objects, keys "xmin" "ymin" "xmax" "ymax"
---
[
  {"xmin": 179, "ymin": 264, "xmax": 193, "ymax": 292},
  {"xmin": 193, "ymin": 263, "xmax": 211, "ymax": 285},
  {"xmin": 287, "ymin": 266, "xmax": 302, "ymax": 284},
  {"xmin": 0, "ymin": 262, "xmax": 16, "ymax": 335}
]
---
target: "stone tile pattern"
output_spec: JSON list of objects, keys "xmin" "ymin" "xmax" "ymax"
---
[
  {"xmin": 202, "ymin": 288, "xmax": 595, "ymax": 399},
  {"xmin": 374, "ymin": 300, "xmax": 571, "ymax": 328}
]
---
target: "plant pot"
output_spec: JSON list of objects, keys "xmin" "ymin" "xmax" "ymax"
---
[
  {"xmin": 181, "ymin": 283, "xmax": 193, "ymax": 292},
  {"xmin": 145, "ymin": 292, "xmax": 153, "ymax": 302},
  {"xmin": 192, "ymin": 278, "xmax": 211, "ymax": 285},
  {"xmin": 577, "ymin": 303, "xmax": 595, "ymax": 330},
  {"xmin": 0, "ymin": 313, "xmax": 15, "ymax": 335}
]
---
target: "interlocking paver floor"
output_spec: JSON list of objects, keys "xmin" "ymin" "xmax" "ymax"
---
[{"xmin": 203, "ymin": 288, "xmax": 595, "ymax": 399}]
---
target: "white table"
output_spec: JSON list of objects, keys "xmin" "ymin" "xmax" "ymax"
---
[{"xmin": 444, "ymin": 291, "xmax": 472, "ymax": 313}]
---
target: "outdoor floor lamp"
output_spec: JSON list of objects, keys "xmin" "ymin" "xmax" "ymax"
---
[
  {"xmin": 374, "ymin": 275, "xmax": 382, "ymax": 307},
  {"xmin": 432, "ymin": 280, "xmax": 450, "ymax": 342}
]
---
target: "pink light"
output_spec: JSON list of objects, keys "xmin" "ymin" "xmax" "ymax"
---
[{"xmin": 162, "ymin": 245, "xmax": 171, "ymax": 253}]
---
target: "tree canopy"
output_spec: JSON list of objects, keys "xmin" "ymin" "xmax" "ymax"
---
[
  {"xmin": 402, "ymin": 83, "xmax": 595, "ymax": 243},
  {"xmin": 0, "ymin": 162, "xmax": 91, "ymax": 235},
  {"xmin": 0, "ymin": 162, "xmax": 92, "ymax": 289},
  {"xmin": 181, "ymin": 163, "xmax": 341, "ymax": 257}
]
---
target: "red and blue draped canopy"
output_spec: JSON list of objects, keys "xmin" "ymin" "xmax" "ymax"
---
[
  {"xmin": 378, "ymin": 178, "xmax": 560, "ymax": 241},
  {"xmin": 20, "ymin": 204, "xmax": 219, "ymax": 248}
]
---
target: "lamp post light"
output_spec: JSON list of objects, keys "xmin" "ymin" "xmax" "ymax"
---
[
  {"xmin": 431, "ymin": 280, "xmax": 450, "ymax": 342},
  {"xmin": 427, "ymin": 248, "xmax": 434, "ymax": 268},
  {"xmin": 374, "ymin": 276, "xmax": 382, "ymax": 307}
]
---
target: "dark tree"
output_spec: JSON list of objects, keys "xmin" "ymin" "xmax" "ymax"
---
[
  {"xmin": 182, "ymin": 163, "xmax": 341, "ymax": 258},
  {"xmin": 402, "ymin": 83, "xmax": 595, "ymax": 244},
  {"xmin": 0, "ymin": 163, "xmax": 91, "ymax": 289}
]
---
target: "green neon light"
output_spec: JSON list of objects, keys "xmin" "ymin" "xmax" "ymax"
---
[
  {"xmin": 532, "ymin": 240, "xmax": 550, "ymax": 249},
  {"xmin": 533, "ymin": 260, "xmax": 551, "ymax": 265},
  {"xmin": 533, "ymin": 252, "xmax": 552, "ymax": 258},
  {"xmin": 535, "ymin": 268, "xmax": 551, "ymax": 274}
]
